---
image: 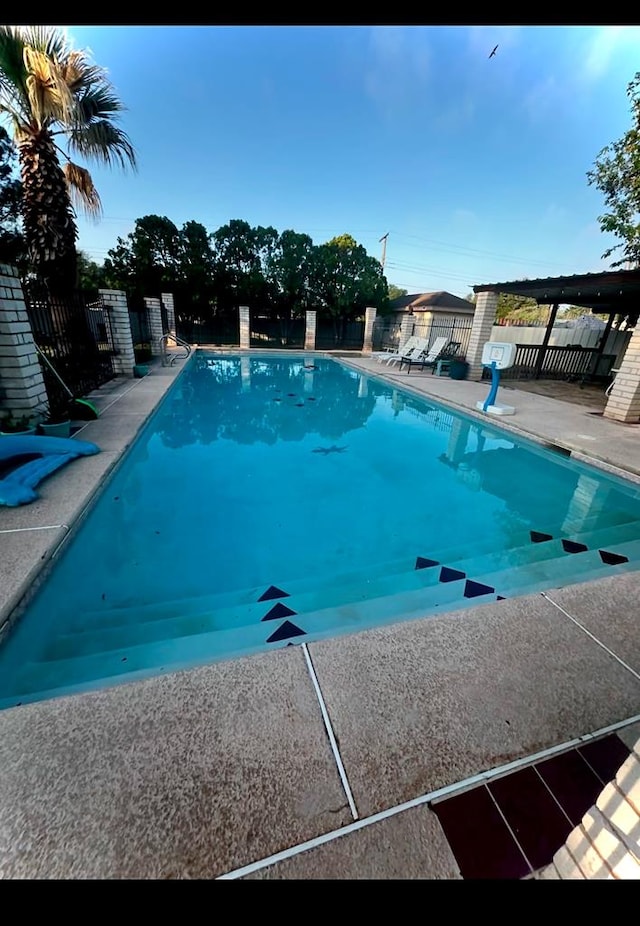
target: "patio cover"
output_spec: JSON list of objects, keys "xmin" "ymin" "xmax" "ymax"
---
[{"xmin": 473, "ymin": 268, "xmax": 640, "ymax": 378}]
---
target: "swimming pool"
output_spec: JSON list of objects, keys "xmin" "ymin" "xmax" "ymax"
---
[{"xmin": 1, "ymin": 351, "xmax": 639, "ymax": 708}]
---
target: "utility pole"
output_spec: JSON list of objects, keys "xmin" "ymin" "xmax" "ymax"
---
[{"xmin": 379, "ymin": 232, "xmax": 389, "ymax": 270}]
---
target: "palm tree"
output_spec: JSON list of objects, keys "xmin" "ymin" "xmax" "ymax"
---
[{"xmin": 0, "ymin": 25, "xmax": 136, "ymax": 292}]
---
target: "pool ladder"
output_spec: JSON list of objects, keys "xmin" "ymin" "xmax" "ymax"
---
[{"xmin": 158, "ymin": 332, "xmax": 192, "ymax": 366}]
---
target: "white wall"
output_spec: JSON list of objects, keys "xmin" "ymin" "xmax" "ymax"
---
[{"xmin": 490, "ymin": 325, "xmax": 631, "ymax": 365}]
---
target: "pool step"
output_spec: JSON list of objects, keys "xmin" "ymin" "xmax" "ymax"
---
[
  {"xmin": 6, "ymin": 536, "xmax": 639, "ymax": 707},
  {"xmin": 65, "ymin": 511, "xmax": 640, "ymax": 636},
  {"xmin": 43, "ymin": 520, "xmax": 640, "ymax": 661}
]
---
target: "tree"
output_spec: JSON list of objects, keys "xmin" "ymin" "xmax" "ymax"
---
[
  {"xmin": 587, "ymin": 71, "xmax": 640, "ymax": 267},
  {"xmin": 310, "ymin": 233, "xmax": 387, "ymax": 339},
  {"xmin": 0, "ymin": 125, "xmax": 24, "ymax": 266},
  {"xmin": 0, "ymin": 26, "xmax": 136, "ymax": 292},
  {"xmin": 76, "ymin": 250, "xmax": 105, "ymax": 292},
  {"xmin": 103, "ymin": 215, "xmax": 182, "ymax": 300},
  {"xmin": 495, "ymin": 292, "xmax": 542, "ymax": 322},
  {"xmin": 388, "ymin": 284, "xmax": 408, "ymax": 301}
]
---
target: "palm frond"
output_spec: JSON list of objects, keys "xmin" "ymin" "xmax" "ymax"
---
[
  {"xmin": 68, "ymin": 119, "xmax": 137, "ymax": 170},
  {"xmin": 23, "ymin": 46, "xmax": 75, "ymax": 127},
  {"xmin": 19, "ymin": 26, "xmax": 69, "ymax": 62},
  {"xmin": 76, "ymin": 84, "xmax": 126, "ymax": 121},
  {"xmin": 62, "ymin": 160, "xmax": 102, "ymax": 218},
  {"xmin": 0, "ymin": 26, "xmax": 31, "ymax": 124}
]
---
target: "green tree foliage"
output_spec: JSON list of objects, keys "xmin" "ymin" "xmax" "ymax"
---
[
  {"xmin": 310, "ymin": 233, "xmax": 387, "ymax": 338},
  {"xmin": 76, "ymin": 250, "xmax": 106, "ymax": 292},
  {"xmin": 101, "ymin": 217, "xmax": 390, "ymax": 341},
  {"xmin": 587, "ymin": 72, "xmax": 640, "ymax": 267},
  {"xmin": 0, "ymin": 126, "xmax": 25, "ymax": 266},
  {"xmin": 211, "ymin": 219, "xmax": 279, "ymax": 313},
  {"xmin": 103, "ymin": 214, "xmax": 183, "ymax": 301},
  {"xmin": 0, "ymin": 26, "xmax": 136, "ymax": 292},
  {"xmin": 387, "ymin": 284, "xmax": 408, "ymax": 301},
  {"xmin": 495, "ymin": 292, "xmax": 545, "ymax": 322}
]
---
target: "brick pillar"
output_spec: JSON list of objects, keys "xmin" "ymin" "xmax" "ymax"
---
[
  {"xmin": 239, "ymin": 306, "xmax": 250, "ymax": 349},
  {"xmin": 537, "ymin": 738, "xmax": 640, "ymax": 880},
  {"xmin": 304, "ymin": 310, "xmax": 317, "ymax": 351},
  {"xmin": 467, "ymin": 292, "xmax": 499, "ymax": 381},
  {"xmin": 144, "ymin": 297, "xmax": 164, "ymax": 357},
  {"xmin": 0, "ymin": 264, "xmax": 48, "ymax": 423},
  {"xmin": 99, "ymin": 289, "xmax": 135, "ymax": 377},
  {"xmin": 603, "ymin": 326, "xmax": 640, "ymax": 422},
  {"xmin": 362, "ymin": 306, "xmax": 376, "ymax": 353},
  {"xmin": 160, "ymin": 292, "xmax": 176, "ymax": 339},
  {"xmin": 399, "ymin": 313, "xmax": 414, "ymax": 350}
]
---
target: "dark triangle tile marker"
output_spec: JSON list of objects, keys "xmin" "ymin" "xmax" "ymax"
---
[
  {"xmin": 599, "ymin": 549, "xmax": 629, "ymax": 565},
  {"xmin": 562, "ymin": 539, "xmax": 588, "ymax": 554},
  {"xmin": 415, "ymin": 556, "xmax": 439, "ymax": 570},
  {"xmin": 464, "ymin": 579, "xmax": 495, "ymax": 598},
  {"xmin": 262, "ymin": 602, "xmax": 297, "ymax": 622},
  {"xmin": 267, "ymin": 620, "xmax": 307, "ymax": 642},
  {"xmin": 530, "ymin": 531, "xmax": 553, "ymax": 543},
  {"xmin": 440, "ymin": 566, "xmax": 466, "ymax": 583},
  {"xmin": 497, "ymin": 596, "xmax": 507, "ymax": 600},
  {"xmin": 258, "ymin": 585, "xmax": 290, "ymax": 602}
]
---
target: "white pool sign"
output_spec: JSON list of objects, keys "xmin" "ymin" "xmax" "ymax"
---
[{"xmin": 476, "ymin": 341, "xmax": 516, "ymax": 416}]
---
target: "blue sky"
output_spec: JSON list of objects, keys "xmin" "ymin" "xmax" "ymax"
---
[{"xmin": 60, "ymin": 24, "xmax": 640, "ymax": 299}]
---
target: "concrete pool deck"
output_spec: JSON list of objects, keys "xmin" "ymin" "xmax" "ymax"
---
[{"xmin": 0, "ymin": 349, "xmax": 639, "ymax": 879}]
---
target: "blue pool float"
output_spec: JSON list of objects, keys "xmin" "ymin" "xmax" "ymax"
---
[{"xmin": 0, "ymin": 435, "xmax": 100, "ymax": 507}]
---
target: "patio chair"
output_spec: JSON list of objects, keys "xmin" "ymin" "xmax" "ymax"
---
[
  {"xmin": 384, "ymin": 337, "xmax": 430, "ymax": 367},
  {"xmin": 372, "ymin": 335, "xmax": 421, "ymax": 363},
  {"xmin": 398, "ymin": 336, "xmax": 449, "ymax": 373}
]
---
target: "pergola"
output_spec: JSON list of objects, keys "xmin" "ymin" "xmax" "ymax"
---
[{"xmin": 473, "ymin": 268, "xmax": 640, "ymax": 380}]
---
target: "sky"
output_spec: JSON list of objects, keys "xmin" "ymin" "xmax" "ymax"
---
[{"xmin": 54, "ymin": 24, "xmax": 640, "ymax": 300}]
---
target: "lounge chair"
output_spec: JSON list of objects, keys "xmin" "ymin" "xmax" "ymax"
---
[
  {"xmin": 372, "ymin": 335, "xmax": 421, "ymax": 364},
  {"xmin": 384, "ymin": 337, "xmax": 430, "ymax": 367},
  {"xmin": 398, "ymin": 335, "xmax": 449, "ymax": 373}
]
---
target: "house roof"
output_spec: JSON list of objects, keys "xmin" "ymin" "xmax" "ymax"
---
[
  {"xmin": 473, "ymin": 268, "xmax": 640, "ymax": 314},
  {"xmin": 389, "ymin": 291, "xmax": 475, "ymax": 313}
]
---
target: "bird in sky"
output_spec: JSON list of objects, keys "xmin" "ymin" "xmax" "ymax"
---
[{"xmin": 489, "ymin": 44, "xmax": 498, "ymax": 58}]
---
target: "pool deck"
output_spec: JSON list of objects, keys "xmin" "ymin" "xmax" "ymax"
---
[{"xmin": 1, "ymin": 349, "xmax": 639, "ymax": 879}]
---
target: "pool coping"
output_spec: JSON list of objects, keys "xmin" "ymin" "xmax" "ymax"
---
[{"xmin": 1, "ymin": 347, "xmax": 640, "ymax": 880}]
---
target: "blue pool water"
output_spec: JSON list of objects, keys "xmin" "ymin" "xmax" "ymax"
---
[{"xmin": 1, "ymin": 351, "xmax": 640, "ymax": 708}]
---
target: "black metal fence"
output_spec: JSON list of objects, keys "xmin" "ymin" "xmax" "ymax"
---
[
  {"xmin": 250, "ymin": 316, "xmax": 305, "ymax": 349},
  {"xmin": 128, "ymin": 297, "xmax": 152, "ymax": 361},
  {"xmin": 177, "ymin": 316, "xmax": 238, "ymax": 346},
  {"xmin": 486, "ymin": 344, "xmax": 618, "ymax": 382},
  {"xmin": 373, "ymin": 314, "xmax": 473, "ymax": 357},
  {"xmin": 23, "ymin": 281, "xmax": 117, "ymax": 406},
  {"xmin": 316, "ymin": 318, "xmax": 364, "ymax": 350}
]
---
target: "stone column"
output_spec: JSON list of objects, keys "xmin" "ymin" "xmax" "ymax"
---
[
  {"xmin": 304, "ymin": 310, "xmax": 317, "ymax": 351},
  {"xmin": 537, "ymin": 739, "xmax": 640, "ymax": 880},
  {"xmin": 239, "ymin": 306, "xmax": 250, "ymax": 349},
  {"xmin": 160, "ymin": 292, "xmax": 176, "ymax": 339},
  {"xmin": 603, "ymin": 325, "xmax": 640, "ymax": 422},
  {"xmin": 467, "ymin": 291, "xmax": 499, "ymax": 381},
  {"xmin": 98, "ymin": 289, "xmax": 136, "ymax": 377},
  {"xmin": 399, "ymin": 313, "xmax": 414, "ymax": 350},
  {"xmin": 0, "ymin": 264, "xmax": 47, "ymax": 422},
  {"xmin": 362, "ymin": 306, "xmax": 376, "ymax": 353},
  {"xmin": 144, "ymin": 297, "xmax": 164, "ymax": 358}
]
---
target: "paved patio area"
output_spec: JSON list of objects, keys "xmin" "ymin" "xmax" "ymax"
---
[{"xmin": 0, "ymin": 349, "xmax": 639, "ymax": 879}]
